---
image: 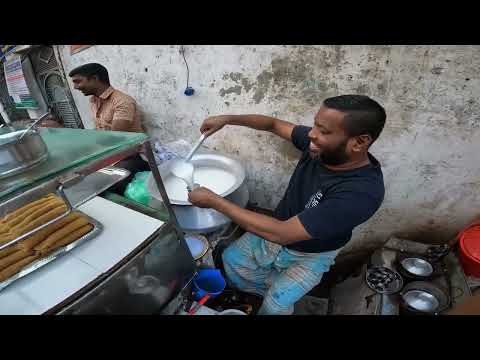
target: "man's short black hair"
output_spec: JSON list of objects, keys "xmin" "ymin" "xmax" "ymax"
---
[
  {"xmin": 68, "ymin": 63, "xmax": 110, "ymax": 85},
  {"xmin": 323, "ymin": 94, "xmax": 386, "ymax": 143}
]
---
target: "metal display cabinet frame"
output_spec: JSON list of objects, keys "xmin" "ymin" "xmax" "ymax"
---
[{"xmin": 0, "ymin": 136, "xmax": 197, "ymax": 314}]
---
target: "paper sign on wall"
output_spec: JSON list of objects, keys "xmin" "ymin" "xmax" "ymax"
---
[{"xmin": 3, "ymin": 55, "xmax": 39, "ymax": 109}]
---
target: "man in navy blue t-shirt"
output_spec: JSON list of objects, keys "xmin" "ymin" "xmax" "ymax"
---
[{"xmin": 188, "ymin": 95, "xmax": 386, "ymax": 314}]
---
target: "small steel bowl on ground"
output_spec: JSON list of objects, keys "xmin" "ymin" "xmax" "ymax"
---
[
  {"xmin": 400, "ymin": 281, "xmax": 450, "ymax": 314},
  {"xmin": 400, "ymin": 257, "xmax": 434, "ymax": 277}
]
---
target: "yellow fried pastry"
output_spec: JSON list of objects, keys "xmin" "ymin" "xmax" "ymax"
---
[
  {"xmin": 34, "ymin": 216, "xmax": 89, "ymax": 252},
  {"xmin": 0, "ymin": 254, "xmax": 39, "ymax": 282},
  {"xmin": 40, "ymin": 224, "xmax": 93, "ymax": 256}
]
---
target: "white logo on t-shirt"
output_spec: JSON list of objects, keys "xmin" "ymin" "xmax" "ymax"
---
[{"xmin": 305, "ymin": 190, "xmax": 323, "ymax": 209}]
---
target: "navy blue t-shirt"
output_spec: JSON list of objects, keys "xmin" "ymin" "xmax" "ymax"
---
[{"xmin": 273, "ymin": 125, "xmax": 385, "ymax": 253}]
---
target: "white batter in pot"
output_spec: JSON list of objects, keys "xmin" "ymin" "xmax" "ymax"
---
[{"xmin": 164, "ymin": 166, "xmax": 237, "ymax": 203}]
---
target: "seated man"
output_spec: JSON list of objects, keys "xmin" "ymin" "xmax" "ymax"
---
[
  {"xmin": 69, "ymin": 63, "xmax": 144, "ymax": 133},
  {"xmin": 69, "ymin": 63, "xmax": 149, "ymax": 193},
  {"xmin": 188, "ymin": 95, "xmax": 387, "ymax": 315}
]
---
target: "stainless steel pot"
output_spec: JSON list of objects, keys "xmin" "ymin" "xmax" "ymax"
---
[
  {"xmin": 0, "ymin": 128, "xmax": 49, "ymax": 179},
  {"xmin": 169, "ymin": 181, "xmax": 249, "ymax": 233},
  {"xmin": 400, "ymin": 281, "xmax": 450, "ymax": 314},
  {"xmin": 147, "ymin": 151, "xmax": 249, "ymax": 233}
]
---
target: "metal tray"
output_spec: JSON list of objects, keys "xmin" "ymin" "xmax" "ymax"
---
[{"xmin": 0, "ymin": 212, "xmax": 103, "ymax": 292}]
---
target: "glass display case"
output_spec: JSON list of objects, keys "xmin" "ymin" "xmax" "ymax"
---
[{"xmin": 0, "ymin": 127, "xmax": 196, "ymax": 314}]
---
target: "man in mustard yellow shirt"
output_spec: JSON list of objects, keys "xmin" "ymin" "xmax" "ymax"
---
[
  {"xmin": 69, "ymin": 63, "xmax": 144, "ymax": 133},
  {"xmin": 69, "ymin": 63, "xmax": 148, "ymax": 193}
]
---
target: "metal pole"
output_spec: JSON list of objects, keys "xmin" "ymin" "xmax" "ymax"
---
[{"xmin": 142, "ymin": 140, "xmax": 184, "ymax": 240}]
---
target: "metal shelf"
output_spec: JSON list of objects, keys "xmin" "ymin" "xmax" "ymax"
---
[{"xmin": 0, "ymin": 127, "xmax": 196, "ymax": 314}]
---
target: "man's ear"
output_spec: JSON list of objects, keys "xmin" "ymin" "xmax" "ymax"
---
[{"xmin": 352, "ymin": 134, "xmax": 372, "ymax": 151}]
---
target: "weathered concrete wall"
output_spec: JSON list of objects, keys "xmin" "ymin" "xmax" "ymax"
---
[{"xmin": 58, "ymin": 45, "xmax": 480, "ymax": 254}]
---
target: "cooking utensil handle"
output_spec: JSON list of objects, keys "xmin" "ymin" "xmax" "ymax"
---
[
  {"xmin": 19, "ymin": 111, "xmax": 50, "ymax": 140},
  {"xmin": 188, "ymin": 294, "xmax": 211, "ymax": 315},
  {"xmin": 0, "ymin": 184, "xmax": 73, "ymax": 251},
  {"xmin": 185, "ymin": 133, "xmax": 206, "ymax": 161}
]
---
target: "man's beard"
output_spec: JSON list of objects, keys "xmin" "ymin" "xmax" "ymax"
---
[{"xmin": 311, "ymin": 141, "xmax": 349, "ymax": 166}]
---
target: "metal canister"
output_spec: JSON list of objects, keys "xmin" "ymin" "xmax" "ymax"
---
[{"xmin": 0, "ymin": 128, "xmax": 48, "ymax": 179}]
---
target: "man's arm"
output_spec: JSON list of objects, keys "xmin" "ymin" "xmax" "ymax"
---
[
  {"xmin": 188, "ymin": 188, "xmax": 311, "ymax": 245},
  {"xmin": 111, "ymin": 99, "xmax": 136, "ymax": 132},
  {"xmin": 201, "ymin": 114, "xmax": 296, "ymax": 142}
]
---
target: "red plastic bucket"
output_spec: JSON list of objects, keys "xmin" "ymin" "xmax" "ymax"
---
[{"xmin": 458, "ymin": 225, "xmax": 480, "ymax": 277}]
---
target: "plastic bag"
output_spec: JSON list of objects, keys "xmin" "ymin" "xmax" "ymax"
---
[
  {"xmin": 124, "ymin": 171, "xmax": 152, "ymax": 205},
  {"xmin": 152, "ymin": 139, "xmax": 195, "ymax": 175},
  {"xmin": 150, "ymin": 139, "xmax": 191, "ymax": 164}
]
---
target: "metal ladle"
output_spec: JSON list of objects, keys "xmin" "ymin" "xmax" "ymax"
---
[
  {"xmin": 170, "ymin": 133, "xmax": 207, "ymax": 192},
  {"xmin": 19, "ymin": 111, "xmax": 50, "ymax": 140}
]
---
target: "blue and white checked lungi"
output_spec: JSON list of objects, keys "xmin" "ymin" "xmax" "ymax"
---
[{"xmin": 222, "ymin": 232, "xmax": 341, "ymax": 315}]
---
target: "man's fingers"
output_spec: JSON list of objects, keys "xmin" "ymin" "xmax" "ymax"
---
[{"xmin": 202, "ymin": 128, "xmax": 215, "ymax": 137}]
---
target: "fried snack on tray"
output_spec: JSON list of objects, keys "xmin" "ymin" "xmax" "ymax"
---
[
  {"xmin": 0, "ymin": 249, "xmax": 35, "ymax": 272},
  {"xmin": 34, "ymin": 217, "xmax": 90, "ymax": 253},
  {"xmin": 0, "ymin": 194, "xmax": 95, "ymax": 284},
  {"xmin": 13, "ymin": 204, "xmax": 68, "ymax": 235},
  {"xmin": 0, "ymin": 204, "xmax": 68, "ymax": 244},
  {"xmin": 40, "ymin": 224, "xmax": 93, "ymax": 256},
  {"xmin": 0, "ymin": 244, "xmax": 21, "ymax": 259},
  {"xmin": 0, "ymin": 194, "xmax": 56, "ymax": 224},
  {"xmin": 5, "ymin": 196, "xmax": 63, "ymax": 229},
  {"xmin": 18, "ymin": 212, "xmax": 82, "ymax": 250},
  {"xmin": 0, "ymin": 194, "xmax": 65, "ymax": 244},
  {"xmin": 0, "ymin": 254, "xmax": 39, "ymax": 282}
]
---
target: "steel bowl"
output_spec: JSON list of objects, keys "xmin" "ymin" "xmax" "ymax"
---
[
  {"xmin": 402, "ymin": 289, "xmax": 439, "ymax": 312},
  {"xmin": 0, "ymin": 128, "xmax": 48, "ymax": 179},
  {"xmin": 400, "ymin": 257, "xmax": 434, "ymax": 277},
  {"xmin": 400, "ymin": 281, "xmax": 450, "ymax": 314}
]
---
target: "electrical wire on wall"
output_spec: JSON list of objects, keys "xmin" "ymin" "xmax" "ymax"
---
[{"xmin": 180, "ymin": 46, "xmax": 194, "ymax": 96}]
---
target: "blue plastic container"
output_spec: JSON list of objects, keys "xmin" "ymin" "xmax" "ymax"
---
[{"xmin": 192, "ymin": 269, "xmax": 226, "ymax": 301}]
